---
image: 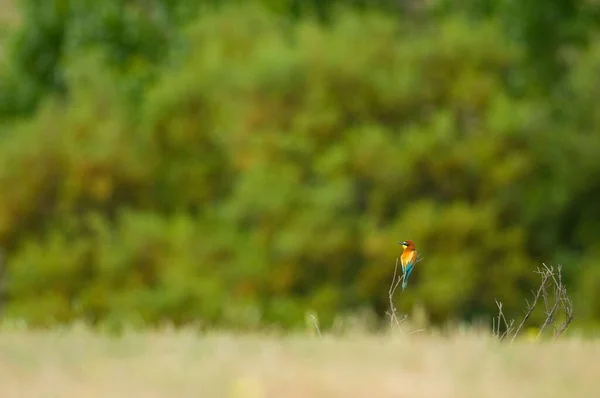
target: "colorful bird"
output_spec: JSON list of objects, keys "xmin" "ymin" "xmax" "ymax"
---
[{"xmin": 398, "ymin": 240, "xmax": 418, "ymax": 291}]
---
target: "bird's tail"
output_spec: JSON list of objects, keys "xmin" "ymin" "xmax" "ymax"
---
[{"xmin": 401, "ymin": 265, "xmax": 414, "ymax": 291}]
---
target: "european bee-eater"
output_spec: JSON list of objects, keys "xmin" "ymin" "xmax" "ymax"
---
[{"xmin": 398, "ymin": 240, "xmax": 418, "ymax": 291}]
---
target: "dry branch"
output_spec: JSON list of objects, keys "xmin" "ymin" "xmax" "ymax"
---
[
  {"xmin": 309, "ymin": 314, "xmax": 321, "ymax": 337},
  {"xmin": 493, "ymin": 264, "xmax": 574, "ymax": 342},
  {"xmin": 386, "ymin": 258, "xmax": 405, "ymax": 328},
  {"xmin": 386, "ymin": 257, "xmax": 425, "ymax": 335},
  {"xmin": 493, "ymin": 300, "xmax": 515, "ymax": 340}
]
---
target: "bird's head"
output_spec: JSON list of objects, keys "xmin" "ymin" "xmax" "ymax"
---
[{"xmin": 398, "ymin": 240, "xmax": 415, "ymax": 250}]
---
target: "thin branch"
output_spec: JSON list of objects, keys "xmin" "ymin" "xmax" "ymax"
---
[
  {"xmin": 385, "ymin": 257, "xmax": 425, "ymax": 335},
  {"xmin": 536, "ymin": 265, "xmax": 560, "ymax": 340},
  {"xmin": 536, "ymin": 292, "xmax": 560, "ymax": 340},
  {"xmin": 309, "ymin": 314, "xmax": 321, "ymax": 337},
  {"xmin": 510, "ymin": 266, "xmax": 550, "ymax": 343},
  {"xmin": 387, "ymin": 257, "xmax": 404, "ymax": 328},
  {"xmin": 494, "ymin": 300, "xmax": 515, "ymax": 340},
  {"xmin": 494, "ymin": 263, "xmax": 574, "ymax": 342},
  {"xmin": 553, "ymin": 266, "xmax": 574, "ymax": 339}
]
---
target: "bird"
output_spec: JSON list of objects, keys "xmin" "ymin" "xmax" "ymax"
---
[{"xmin": 398, "ymin": 240, "xmax": 418, "ymax": 291}]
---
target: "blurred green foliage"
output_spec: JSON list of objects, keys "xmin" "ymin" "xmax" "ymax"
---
[{"xmin": 1, "ymin": 0, "xmax": 600, "ymax": 331}]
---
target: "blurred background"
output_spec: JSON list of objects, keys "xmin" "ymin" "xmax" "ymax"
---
[{"xmin": 0, "ymin": 0, "xmax": 600, "ymax": 332}]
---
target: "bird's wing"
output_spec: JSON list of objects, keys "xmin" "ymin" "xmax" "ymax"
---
[
  {"xmin": 405, "ymin": 252, "xmax": 417, "ymax": 270},
  {"xmin": 400, "ymin": 257, "xmax": 406, "ymax": 274},
  {"xmin": 401, "ymin": 251, "xmax": 415, "ymax": 274},
  {"xmin": 410, "ymin": 251, "xmax": 418, "ymax": 266}
]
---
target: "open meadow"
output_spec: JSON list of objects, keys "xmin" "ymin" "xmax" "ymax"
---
[{"xmin": 1, "ymin": 325, "xmax": 599, "ymax": 398}]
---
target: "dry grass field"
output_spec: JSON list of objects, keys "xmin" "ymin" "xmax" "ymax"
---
[{"xmin": 0, "ymin": 325, "xmax": 598, "ymax": 398}]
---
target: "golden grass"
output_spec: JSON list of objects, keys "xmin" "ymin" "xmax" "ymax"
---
[{"xmin": 0, "ymin": 325, "xmax": 598, "ymax": 398}]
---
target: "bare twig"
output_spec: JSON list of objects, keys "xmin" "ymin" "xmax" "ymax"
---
[
  {"xmin": 493, "ymin": 300, "xmax": 515, "ymax": 340},
  {"xmin": 493, "ymin": 263, "xmax": 574, "ymax": 342},
  {"xmin": 510, "ymin": 266, "xmax": 551, "ymax": 342},
  {"xmin": 536, "ymin": 264, "xmax": 561, "ymax": 339},
  {"xmin": 386, "ymin": 256, "xmax": 426, "ymax": 335},
  {"xmin": 386, "ymin": 258, "xmax": 404, "ymax": 328},
  {"xmin": 406, "ymin": 327, "xmax": 426, "ymax": 335},
  {"xmin": 553, "ymin": 266, "xmax": 574, "ymax": 340},
  {"xmin": 309, "ymin": 314, "xmax": 321, "ymax": 337}
]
